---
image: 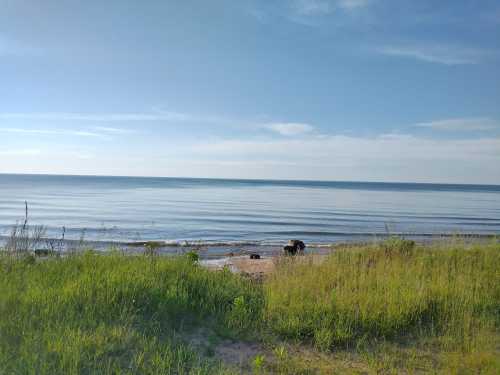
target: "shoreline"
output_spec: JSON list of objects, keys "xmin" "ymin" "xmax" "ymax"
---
[{"xmin": 1, "ymin": 233, "xmax": 497, "ymax": 260}]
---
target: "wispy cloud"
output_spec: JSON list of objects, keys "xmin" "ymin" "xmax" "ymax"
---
[
  {"xmin": 0, "ymin": 112, "xmax": 186, "ymax": 122},
  {"xmin": 0, "ymin": 110, "xmax": 228, "ymax": 125},
  {"xmin": 4, "ymin": 130, "xmax": 500, "ymax": 183},
  {"xmin": 415, "ymin": 118, "xmax": 499, "ymax": 131},
  {"xmin": 0, "ymin": 110, "xmax": 313, "ymax": 135},
  {"xmin": 0, "ymin": 128, "xmax": 104, "ymax": 138},
  {"xmin": 264, "ymin": 122, "xmax": 315, "ymax": 136},
  {"xmin": 338, "ymin": 0, "xmax": 371, "ymax": 10},
  {"xmin": 92, "ymin": 126, "xmax": 135, "ymax": 134},
  {"xmin": 292, "ymin": 0, "xmax": 371, "ymax": 15},
  {"xmin": 293, "ymin": 0, "xmax": 332, "ymax": 16},
  {"xmin": 252, "ymin": 0, "xmax": 373, "ymax": 25},
  {"xmin": 375, "ymin": 44, "xmax": 491, "ymax": 65},
  {"xmin": 185, "ymin": 133, "xmax": 500, "ymax": 183}
]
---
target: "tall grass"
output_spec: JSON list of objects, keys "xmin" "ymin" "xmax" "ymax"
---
[
  {"xmin": 264, "ymin": 239, "xmax": 500, "ymax": 352},
  {"xmin": 4, "ymin": 201, "xmax": 46, "ymax": 255},
  {"xmin": 0, "ymin": 240, "xmax": 498, "ymax": 373},
  {"xmin": 0, "ymin": 252, "xmax": 261, "ymax": 374}
]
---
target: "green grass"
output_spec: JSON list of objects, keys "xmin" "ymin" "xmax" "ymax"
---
[
  {"xmin": 0, "ymin": 251, "xmax": 261, "ymax": 374},
  {"xmin": 264, "ymin": 239, "xmax": 500, "ymax": 373},
  {"xmin": 1, "ymin": 239, "xmax": 499, "ymax": 374},
  {"xmin": 265, "ymin": 239, "xmax": 500, "ymax": 348}
]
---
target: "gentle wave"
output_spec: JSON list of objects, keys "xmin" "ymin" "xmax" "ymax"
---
[
  {"xmin": 1, "ymin": 232, "xmax": 496, "ymax": 251},
  {"xmin": 1, "ymin": 174, "xmax": 499, "ymax": 246}
]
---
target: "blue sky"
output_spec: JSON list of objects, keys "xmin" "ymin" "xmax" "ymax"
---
[{"xmin": 1, "ymin": 0, "xmax": 499, "ymax": 183}]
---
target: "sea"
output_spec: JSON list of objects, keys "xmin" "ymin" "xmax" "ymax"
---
[{"xmin": 1, "ymin": 174, "xmax": 499, "ymax": 255}]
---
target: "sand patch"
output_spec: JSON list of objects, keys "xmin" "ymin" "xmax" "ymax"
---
[
  {"xmin": 200, "ymin": 254, "xmax": 330, "ymax": 279},
  {"xmin": 214, "ymin": 340, "xmax": 264, "ymax": 368},
  {"xmin": 185, "ymin": 327, "xmax": 266, "ymax": 371},
  {"xmin": 200, "ymin": 256, "xmax": 275, "ymax": 277}
]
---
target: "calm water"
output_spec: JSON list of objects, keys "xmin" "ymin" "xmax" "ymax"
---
[{"xmin": 1, "ymin": 174, "xmax": 499, "ymax": 247}]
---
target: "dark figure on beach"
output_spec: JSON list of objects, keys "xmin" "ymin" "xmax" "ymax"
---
[
  {"xmin": 283, "ymin": 240, "xmax": 306, "ymax": 256},
  {"xmin": 249, "ymin": 253, "xmax": 261, "ymax": 260},
  {"xmin": 34, "ymin": 249, "xmax": 51, "ymax": 257}
]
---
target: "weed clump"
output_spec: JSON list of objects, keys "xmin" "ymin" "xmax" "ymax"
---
[
  {"xmin": 185, "ymin": 250, "xmax": 200, "ymax": 263},
  {"xmin": 380, "ymin": 236, "xmax": 416, "ymax": 256}
]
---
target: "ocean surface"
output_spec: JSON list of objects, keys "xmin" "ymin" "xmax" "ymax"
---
[{"xmin": 1, "ymin": 174, "xmax": 499, "ymax": 251}]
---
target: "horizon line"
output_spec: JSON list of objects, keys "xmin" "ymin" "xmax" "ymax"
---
[{"xmin": 1, "ymin": 172, "xmax": 499, "ymax": 188}]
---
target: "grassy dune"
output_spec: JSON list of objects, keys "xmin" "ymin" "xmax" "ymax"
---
[
  {"xmin": 0, "ymin": 240, "xmax": 499, "ymax": 374},
  {"xmin": 265, "ymin": 239, "xmax": 500, "ymax": 373},
  {"xmin": 0, "ymin": 252, "xmax": 260, "ymax": 374},
  {"xmin": 266, "ymin": 239, "xmax": 499, "ymax": 349}
]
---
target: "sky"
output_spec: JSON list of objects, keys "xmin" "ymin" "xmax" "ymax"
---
[{"xmin": 1, "ymin": 0, "xmax": 499, "ymax": 184}]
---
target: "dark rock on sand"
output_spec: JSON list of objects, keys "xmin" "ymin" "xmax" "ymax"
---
[{"xmin": 249, "ymin": 253, "xmax": 261, "ymax": 260}]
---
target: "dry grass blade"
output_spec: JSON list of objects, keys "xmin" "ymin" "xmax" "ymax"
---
[{"xmin": 5, "ymin": 201, "xmax": 46, "ymax": 254}]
